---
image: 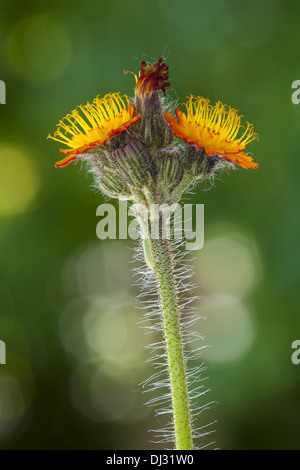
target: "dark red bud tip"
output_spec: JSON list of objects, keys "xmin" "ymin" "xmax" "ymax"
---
[{"xmin": 136, "ymin": 57, "xmax": 170, "ymax": 98}]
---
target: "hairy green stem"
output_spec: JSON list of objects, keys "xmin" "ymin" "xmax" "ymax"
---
[{"xmin": 144, "ymin": 214, "xmax": 193, "ymax": 450}]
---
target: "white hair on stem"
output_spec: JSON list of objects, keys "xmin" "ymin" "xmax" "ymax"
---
[{"xmin": 131, "ymin": 223, "xmax": 217, "ymax": 450}]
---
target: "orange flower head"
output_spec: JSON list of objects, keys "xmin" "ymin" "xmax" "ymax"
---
[
  {"xmin": 165, "ymin": 96, "xmax": 259, "ymax": 169},
  {"xmin": 47, "ymin": 93, "xmax": 140, "ymax": 168}
]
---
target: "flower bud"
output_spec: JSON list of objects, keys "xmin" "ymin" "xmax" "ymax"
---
[
  {"xmin": 111, "ymin": 141, "xmax": 156, "ymax": 192},
  {"xmin": 182, "ymin": 144, "xmax": 222, "ymax": 179},
  {"xmin": 134, "ymin": 58, "xmax": 173, "ymax": 148},
  {"xmin": 156, "ymin": 148, "xmax": 184, "ymax": 196},
  {"xmin": 83, "ymin": 150, "xmax": 115, "ymax": 175},
  {"xmin": 99, "ymin": 172, "xmax": 132, "ymax": 199}
]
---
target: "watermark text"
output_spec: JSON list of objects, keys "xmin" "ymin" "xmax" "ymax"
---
[
  {"xmin": 291, "ymin": 340, "xmax": 300, "ymax": 365},
  {"xmin": 0, "ymin": 80, "xmax": 6, "ymax": 104},
  {"xmin": 96, "ymin": 201, "xmax": 204, "ymax": 250},
  {"xmin": 291, "ymin": 80, "xmax": 300, "ymax": 104},
  {"xmin": 0, "ymin": 340, "xmax": 6, "ymax": 364}
]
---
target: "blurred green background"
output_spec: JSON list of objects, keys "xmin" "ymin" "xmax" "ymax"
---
[{"xmin": 0, "ymin": 0, "xmax": 299, "ymax": 450}]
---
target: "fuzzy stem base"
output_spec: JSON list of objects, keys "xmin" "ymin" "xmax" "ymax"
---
[{"xmin": 146, "ymin": 224, "xmax": 193, "ymax": 450}]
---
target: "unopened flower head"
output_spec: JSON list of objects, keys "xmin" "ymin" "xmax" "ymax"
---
[{"xmin": 135, "ymin": 57, "xmax": 170, "ymax": 102}]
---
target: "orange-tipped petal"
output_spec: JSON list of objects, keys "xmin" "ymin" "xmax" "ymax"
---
[
  {"xmin": 48, "ymin": 93, "xmax": 140, "ymax": 167},
  {"xmin": 55, "ymin": 154, "xmax": 78, "ymax": 168},
  {"xmin": 165, "ymin": 97, "xmax": 259, "ymax": 170}
]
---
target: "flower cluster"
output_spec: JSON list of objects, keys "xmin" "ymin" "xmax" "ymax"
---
[{"xmin": 48, "ymin": 58, "xmax": 259, "ymax": 206}]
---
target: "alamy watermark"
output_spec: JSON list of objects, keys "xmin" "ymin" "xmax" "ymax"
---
[
  {"xmin": 291, "ymin": 340, "xmax": 300, "ymax": 365},
  {"xmin": 291, "ymin": 80, "xmax": 300, "ymax": 104},
  {"xmin": 96, "ymin": 201, "xmax": 204, "ymax": 251},
  {"xmin": 0, "ymin": 80, "xmax": 6, "ymax": 104},
  {"xmin": 0, "ymin": 340, "xmax": 6, "ymax": 364}
]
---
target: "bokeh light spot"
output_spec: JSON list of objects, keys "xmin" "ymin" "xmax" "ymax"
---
[
  {"xmin": 0, "ymin": 145, "xmax": 41, "ymax": 217},
  {"xmin": 0, "ymin": 374, "xmax": 26, "ymax": 438},
  {"xmin": 0, "ymin": 356, "xmax": 35, "ymax": 441},
  {"xmin": 84, "ymin": 301, "xmax": 147, "ymax": 374},
  {"xmin": 62, "ymin": 240, "xmax": 133, "ymax": 297},
  {"xmin": 6, "ymin": 14, "xmax": 72, "ymax": 82},
  {"xmin": 196, "ymin": 226, "xmax": 261, "ymax": 297},
  {"xmin": 69, "ymin": 360, "xmax": 149, "ymax": 423},
  {"xmin": 199, "ymin": 294, "xmax": 257, "ymax": 363}
]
